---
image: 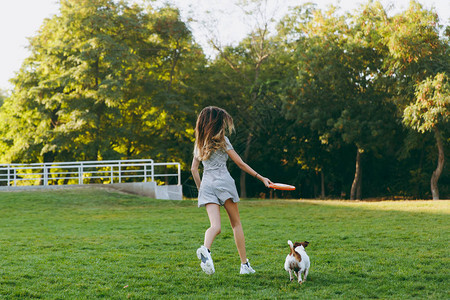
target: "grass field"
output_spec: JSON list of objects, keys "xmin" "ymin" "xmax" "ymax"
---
[{"xmin": 0, "ymin": 188, "xmax": 448, "ymax": 299}]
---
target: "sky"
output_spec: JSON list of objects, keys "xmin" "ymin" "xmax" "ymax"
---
[{"xmin": 0, "ymin": 0, "xmax": 449, "ymax": 92}]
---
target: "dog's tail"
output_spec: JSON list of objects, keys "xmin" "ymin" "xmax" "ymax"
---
[{"xmin": 288, "ymin": 240, "xmax": 294, "ymax": 254}]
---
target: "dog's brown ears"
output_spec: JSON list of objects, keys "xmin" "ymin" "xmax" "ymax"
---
[{"xmin": 294, "ymin": 241, "xmax": 309, "ymax": 248}]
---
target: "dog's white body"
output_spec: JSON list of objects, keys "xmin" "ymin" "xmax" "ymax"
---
[{"xmin": 284, "ymin": 240, "xmax": 310, "ymax": 284}]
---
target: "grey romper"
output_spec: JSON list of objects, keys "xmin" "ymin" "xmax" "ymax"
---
[{"xmin": 198, "ymin": 136, "xmax": 240, "ymax": 207}]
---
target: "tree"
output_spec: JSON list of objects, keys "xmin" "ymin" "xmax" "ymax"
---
[
  {"xmin": 381, "ymin": 0, "xmax": 445, "ymax": 86},
  {"xmin": 403, "ymin": 73, "xmax": 449, "ymax": 199},
  {"xmin": 382, "ymin": 0, "xmax": 449, "ymax": 199},
  {"xmin": 0, "ymin": 0, "xmax": 202, "ymax": 170},
  {"xmin": 198, "ymin": 0, "xmax": 280, "ymax": 197},
  {"xmin": 280, "ymin": 2, "xmax": 398, "ymax": 199}
]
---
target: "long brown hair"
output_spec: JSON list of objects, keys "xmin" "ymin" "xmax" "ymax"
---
[{"xmin": 194, "ymin": 106, "xmax": 234, "ymax": 161}]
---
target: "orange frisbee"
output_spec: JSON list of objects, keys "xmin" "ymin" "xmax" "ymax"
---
[{"xmin": 268, "ymin": 183, "xmax": 296, "ymax": 191}]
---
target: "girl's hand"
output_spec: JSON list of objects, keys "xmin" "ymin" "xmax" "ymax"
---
[{"xmin": 260, "ymin": 176, "xmax": 273, "ymax": 188}]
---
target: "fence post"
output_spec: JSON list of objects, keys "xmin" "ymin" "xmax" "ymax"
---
[
  {"xmin": 13, "ymin": 168, "xmax": 17, "ymax": 186},
  {"xmin": 7, "ymin": 165, "xmax": 10, "ymax": 187},
  {"xmin": 118, "ymin": 161, "xmax": 122, "ymax": 183},
  {"xmin": 44, "ymin": 164, "xmax": 48, "ymax": 186},
  {"xmin": 79, "ymin": 163, "xmax": 83, "ymax": 185},
  {"xmin": 110, "ymin": 165, "xmax": 113, "ymax": 184},
  {"xmin": 178, "ymin": 163, "xmax": 181, "ymax": 186},
  {"xmin": 144, "ymin": 164, "xmax": 147, "ymax": 182},
  {"xmin": 151, "ymin": 161, "xmax": 154, "ymax": 182}
]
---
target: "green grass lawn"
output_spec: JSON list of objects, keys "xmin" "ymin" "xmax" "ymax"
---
[{"xmin": 0, "ymin": 188, "xmax": 448, "ymax": 299}]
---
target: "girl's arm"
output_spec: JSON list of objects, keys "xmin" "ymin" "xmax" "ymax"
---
[
  {"xmin": 191, "ymin": 157, "xmax": 202, "ymax": 190},
  {"xmin": 227, "ymin": 149, "xmax": 273, "ymax": 187}
]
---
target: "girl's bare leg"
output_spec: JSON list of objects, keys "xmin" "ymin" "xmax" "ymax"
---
[
  {"xmin": 224, "ymin": 200, "xmax": 247, "ymax": 264},
  {"xmin": 204, "ymin": 203, "xmax": 221, "ymax": 249}
]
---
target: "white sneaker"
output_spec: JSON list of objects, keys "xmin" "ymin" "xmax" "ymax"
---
[
  {"xmin": 240, "ymin": 259, "xmax": 256, "ymax": 274},
  {"xmin": 196, "ymin": 245, "xmax": 215, "ymax": 275}
]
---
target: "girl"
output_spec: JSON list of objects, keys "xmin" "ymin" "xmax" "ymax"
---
[{"xmin": 191, "ymin": 106, "xmax": 272, "ymax": 275}]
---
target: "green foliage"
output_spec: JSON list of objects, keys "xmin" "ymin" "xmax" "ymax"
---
[
  {"xmin": 0, "ymin": 0, "xmax": 202, "ymax": 166},
  {"xmin": 1, "ymin": 0, "xmax": 449, "ymax": 199},
  {"xmin": 382, "ymin": 0, "xmax": 443, "ymax": 79},
  {"xmin": 278, "ymin": 1, "xmax": 401, "ymax": 199},
  {"xmin": 0, "ymin": 189, "xmax": 448, "ymax": 298},
  {"xmin": 276, "ymin": 0, "xmax": 449, "ymax": 198},
  {"xmin": 403, "ymin": 73, "xmax": 450, "ymax": 133},
  {"xmin": 380, "ymin": 0, "xmax": 448, "ymax": 111}
]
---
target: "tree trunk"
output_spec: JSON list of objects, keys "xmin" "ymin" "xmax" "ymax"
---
[
  {"xmin": 240, "ymin": 132, "xmax": 253, "ymax": 198},
  {"xmin": 356, "ymin": 169, "xmax": 362, "ymax": 200},
  {"xmin": 350, "ymin": 148, "xmax": 362, "ymax": 200},
  {"xmin": 320, "ymin": 170, "xmax": 325, "ymax": 199},
  {"xmin": 431, "ymin": 128, "xmax": 444, "ymax": 200}
]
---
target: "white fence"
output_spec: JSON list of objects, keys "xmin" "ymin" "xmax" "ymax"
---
[{"xmin": 0, "ymin": 159, "xmax": 181, "ymax": 187}]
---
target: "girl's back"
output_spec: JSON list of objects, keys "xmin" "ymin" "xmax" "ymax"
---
[{"xmin": 201, "ymin": 136, "xmax": 233, "ymax": 171}]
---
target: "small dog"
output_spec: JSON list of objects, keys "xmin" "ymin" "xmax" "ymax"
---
[{"xmin": 284, "ymin": 240, "xmax": 310, "ymax": 284}]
